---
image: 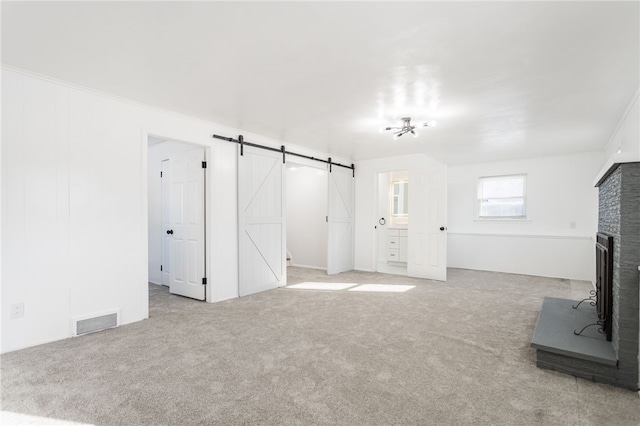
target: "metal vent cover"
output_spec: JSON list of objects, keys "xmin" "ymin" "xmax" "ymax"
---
[{"xmin": 75, "ymin": 312, "xmax": 118, "ymax": 336}]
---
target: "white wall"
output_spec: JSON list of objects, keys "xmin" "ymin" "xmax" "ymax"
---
[
  {"xmin": 1, "ymin": 68, "xmax": 347, "ymax": 353},
  {"xmin": 595, "ymin": 91, "xmax": 639, "ymax": 184},
  {"xmin": 0, "ymin": 69, "xmax": 232, "ymax": 353},
  {"xmin": 604, "ymin": 92, "xmax": 639, "ymax": 162},
  {"xmin": 147, "ymin": 140, "xmax": 199, "ymax": 285},
  {"xmin": 447, "ymin": 151, "xmax": 604, "ymax": 281},
  {"xmin": 286, "ymin": 164, "xmax": 328, "ymax": 269}
]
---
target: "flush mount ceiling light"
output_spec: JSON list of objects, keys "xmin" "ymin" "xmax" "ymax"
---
[{"xmin": 379, "ymin": 117, "xmax": 437, "ymax": 139}]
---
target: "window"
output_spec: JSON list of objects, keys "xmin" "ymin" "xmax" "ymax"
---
[{"xmin": 477, "ymin": 174, "xmax": 526, "ymax": 219}]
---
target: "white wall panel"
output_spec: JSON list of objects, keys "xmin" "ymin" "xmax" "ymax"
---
[
  {"xmin": 2, "ymin": 71, "xmax": 28, "ymax": 350},
  {"xmin": 68, "ymin": 88, "xmax": 107, "ymax": 323},
  {"xmin": 23, "ymin": 76, "xmax": 70, "ymax": 346},
  {"xmin": 448, "ymin": 234, "xmax": 594, "ymax": 280},
  {"xmin": 209, "ymin": 140, "xmax": 239, "ymax": 302}
]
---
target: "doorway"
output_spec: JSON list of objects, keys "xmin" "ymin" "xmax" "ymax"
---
[
  {"xmin": 286, "ymin": 162, "xmax": 328, "ymax": 270},
  {"xmin": 376, "ymin": 170, "xmax": 409, "ymax": 276},
  {"xmin": 147, "ymin": 136, "xmax": 207, "ymax": 301},
  {"xmin": 372, "ymin": 159, "xmax": 448, "ymax": 281}
]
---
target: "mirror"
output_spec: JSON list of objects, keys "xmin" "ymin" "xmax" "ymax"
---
[{"xmin": 392, "ymin": 181, "xmax": 409, "ymax": 215}]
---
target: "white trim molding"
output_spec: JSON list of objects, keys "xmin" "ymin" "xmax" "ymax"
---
[{"xmin": 448, "ymin": 232, "xmax": 593, "ymax": 241}]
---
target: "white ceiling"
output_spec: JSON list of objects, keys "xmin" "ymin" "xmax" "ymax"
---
[{"xmin": 2, "ymin": 1, "xmax": 638, "ymax": 164}]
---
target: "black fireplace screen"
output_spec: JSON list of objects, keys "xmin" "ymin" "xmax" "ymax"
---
[{"xmin": 596, "ymin": 232, "xmax": 613, "ymax": 341}]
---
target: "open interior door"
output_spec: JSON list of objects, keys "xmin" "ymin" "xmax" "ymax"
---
[
  {"xmin": 168, "ymin": 148, "xmax": 206, "ymax": 300},
  {"xmin": 327, "ymin": 166, "xmax": 354, "ymax": 275},
  {"xmin": 161, "ymin": 159, "xmax": 171, "ymax": 286},
  {"xmin": 238, "ymin": 146, "xmax": 286, "ymax": 296},
  {"xmin": 408, "ymin": 156, "xmax": 447, "ymax": 281}
]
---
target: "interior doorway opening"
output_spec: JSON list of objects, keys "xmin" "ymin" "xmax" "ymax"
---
[
  {"xmin": 147, "ymin": 135, "xmax": 207, "ymax": 301},
  {"xmin": 286, "ymin": 162, "xmax": 328, "ymax": 271},
  {"xmin": 376, "ymin": 170, "xmax": 409, "ymax": 276}
]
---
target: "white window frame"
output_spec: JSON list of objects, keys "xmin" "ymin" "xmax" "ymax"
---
[{"xmin": 476, "ymin": 174, "xmax": 527, "ymax": 220}]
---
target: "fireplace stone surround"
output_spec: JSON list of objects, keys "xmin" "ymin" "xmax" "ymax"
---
[{"xmin": 531, "ymin": 162, "xmax": 639, "ymax": 390}]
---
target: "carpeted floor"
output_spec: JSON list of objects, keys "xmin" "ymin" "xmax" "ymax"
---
[{"xmin": 1, "ymin": 267, "xmax": 639, "ymax": 425}]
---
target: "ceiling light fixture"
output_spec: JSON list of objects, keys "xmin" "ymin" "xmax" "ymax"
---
[{"xmin": 380, "ymin": 117, "xmax": 436, "ymax": 139}]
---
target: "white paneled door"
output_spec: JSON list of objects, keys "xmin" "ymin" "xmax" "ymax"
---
[
  {"xmin": 327, "ymin": 166, "xmax": 354, "ymax": 275},
  {"xmin": 168, "ymin": 148, "xmax": 206, "ymax": 300},
  {"xmin": 238, "ymin": 146, "xmax": 286, "ymax": 296},
  {"xmin": 408, "ymin": 158, "xmax": 447, "ymax": 281}
]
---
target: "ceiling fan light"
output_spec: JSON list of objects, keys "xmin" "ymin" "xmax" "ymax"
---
[
  {"xmin": 411, "ymin": 130, "xmax": 418, "ymax": 137},
  {"xmin": 393, "ymin": 133, "xmax": 402, "ymax": 139}
]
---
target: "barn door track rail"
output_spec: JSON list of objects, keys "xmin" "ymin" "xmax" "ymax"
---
[{"xmin": 212, "ymin": 134, "xmax": 355, "ymax": 177}]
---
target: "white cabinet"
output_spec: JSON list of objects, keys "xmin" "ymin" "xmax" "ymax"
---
[
  {"xmin": 387, "ymin": 229, "xmax": 408, "ymax": 263},
  {"xmin": 398, "ymin": 235, "xmax": 408, "ymax": 262}
]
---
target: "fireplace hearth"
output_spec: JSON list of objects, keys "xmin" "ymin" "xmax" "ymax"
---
[{"xmin": 531, "ymin": 162, "xmax": 639, "ymax": 390}]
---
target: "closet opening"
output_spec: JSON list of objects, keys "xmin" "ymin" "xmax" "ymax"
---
[
  {"xmin": 286, "ymin": 162, "xmax": 328, "ymax": 272},
  {"xmin": 147, "ymin": 135, "xmax": 208, "ymax": 301}
]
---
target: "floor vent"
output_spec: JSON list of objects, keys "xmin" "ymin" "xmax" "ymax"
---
[{"xmin": 74, "ymin": 312, "xmax": 118, "ymax": 336}]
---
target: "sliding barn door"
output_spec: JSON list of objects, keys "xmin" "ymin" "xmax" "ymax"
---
[
  {"xmin": 169, "ymin": 148, "xmax": 206, "ymax": 300},
  {"xmin": 238, "ymin": 146, "xmax": 286, "ymax": 296},
  {"xmin": 408, "ymin": 158, "xmax": 447, "ymax": 281},
  {"xmin": 327, "ymin": 166, "xmax": 354, "ymax": 275}
]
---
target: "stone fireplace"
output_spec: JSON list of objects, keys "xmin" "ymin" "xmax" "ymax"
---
[{"xmin": 531, "ymin": 162, "xmax": 640, "ymax": 390}]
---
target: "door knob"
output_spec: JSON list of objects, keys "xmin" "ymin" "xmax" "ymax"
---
[
  {"xmin": 166, "ymin": 230, "xmax": 174, "ymax": 235},
  {"xmin": 439, "ymin": 226, "xmax": 447, "ymax": 231}
]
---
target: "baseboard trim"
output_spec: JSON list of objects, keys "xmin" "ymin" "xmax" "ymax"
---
[
  {"xmin": 289, "ymin": 263, "xmax": 326, "ymax": 271},
  {"xmin": 353, "ymin": 267, "xmax": 375, "ymax": 272},
  {"xmin": 448, "ymin": 232, "xmax": 593, "ymax": 241}
]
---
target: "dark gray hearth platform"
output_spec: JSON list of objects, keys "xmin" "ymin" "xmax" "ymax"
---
[{"xmin": 531, "ymin": 297, "xmax": 616, "ymax": 366}]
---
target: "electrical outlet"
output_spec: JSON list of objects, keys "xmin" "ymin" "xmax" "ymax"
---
[{"xmin": 10, "ymin": 303, "xmax": 24, "ymax": 319}]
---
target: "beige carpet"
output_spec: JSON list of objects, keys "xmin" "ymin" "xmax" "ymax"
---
[{"xmin": 1, "ymin": 267, "xmax": 639, "ymax": 425}]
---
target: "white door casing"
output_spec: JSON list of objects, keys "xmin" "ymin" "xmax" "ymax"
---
[
  {"xmin": 161, "ymin": 159, "xmax": 170, "ymax": 286},
  {"xmin": 238, "ymin": 146, "xmax": 286, "ymax": 296},
  {"xmin": 169, "ymin": 148, "xmax": 206, "ymax": 300},
  {"xmin": 327, "ymin": 165, "xmax": 355, "ymax": 275},
  {"xmin": 407, "ymin": 158, "xmax": 447, "ymax": 281}
]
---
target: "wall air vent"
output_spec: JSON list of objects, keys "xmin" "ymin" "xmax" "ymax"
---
[{"xmin": 73, "ymin": 311, "xmax": 119, "ymax": 336}]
